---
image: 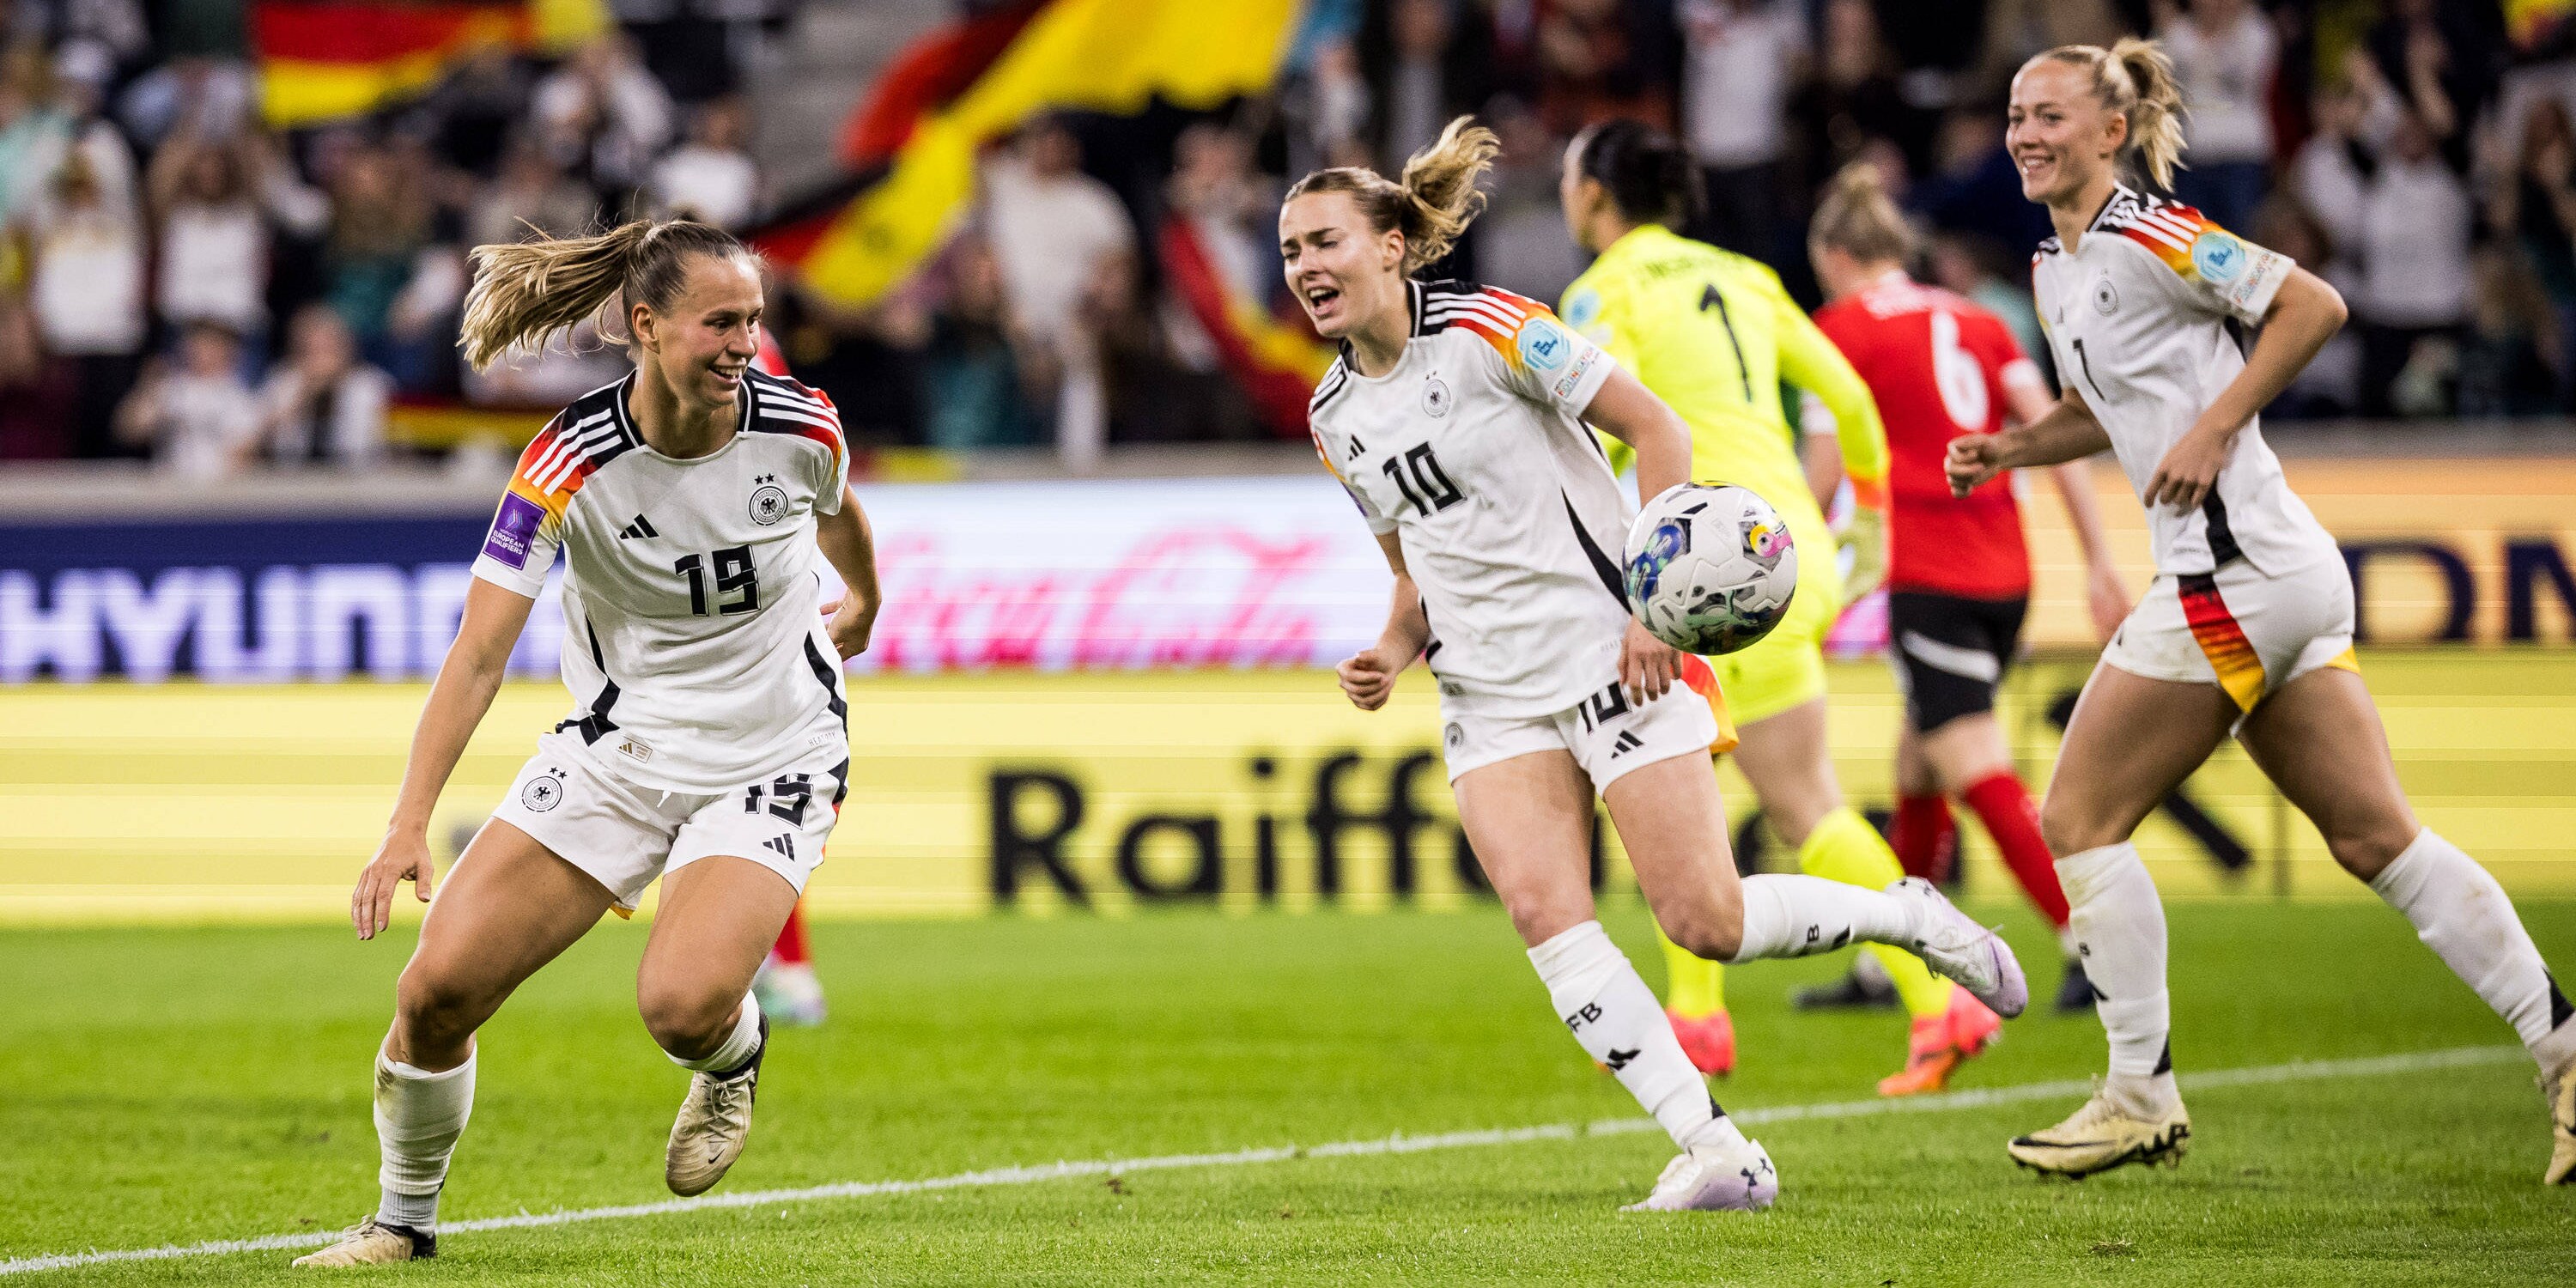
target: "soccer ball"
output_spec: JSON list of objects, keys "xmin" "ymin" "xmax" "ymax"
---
[{"xmin": 1622, "ymin": 483, "xmax": 1798, "ymax": 655}]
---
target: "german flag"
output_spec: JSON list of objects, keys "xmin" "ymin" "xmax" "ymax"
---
[
  {"xmin": 1158, "ymin": 214, "xmax": 1334, "ymax": 440},
  {"xmin": 752, "ymin": 0, "xmax": 1304, "ymax": 310},
  {"xmin": 252, "ymin": 0, "xmax": 607, "ymax": 128}
]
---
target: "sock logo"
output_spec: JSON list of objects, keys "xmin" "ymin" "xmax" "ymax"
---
[
  {"xmin": 1602, "ymin": 1047, "xmax": 1639, "ymax": 1071},
  {"xmin": 1564, "ymin": 1001, "xmax": 1604, "ymax": 1033}
]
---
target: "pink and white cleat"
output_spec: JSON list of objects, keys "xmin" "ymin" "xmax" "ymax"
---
[{"xmin": 1620, "ymin": 1137, "xmax": 1779, "ymax": 1212}]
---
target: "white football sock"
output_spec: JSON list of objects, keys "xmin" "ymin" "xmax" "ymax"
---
[
  {"xmin": 1726, "ymin": 873, "xmax": 1917, "ymax": 963},
  {"xmin": 1528, "ymin": 921, "xmax": 1742, "ymax": 1152},
  {"xmin": 670, "ymin": 992, "xmax": 764, "ymax": 1075},
  {"xmin": 2057, "ymin": 842, "xmax": 2178, "ymax": 1114},
  {"xmin": 2370, "ymin": 829, "xmax": 2576, "ymax": 1071},
  {"xmin": 374, "ymin": 1051, "xmax": 475, "ymax": 1232}
]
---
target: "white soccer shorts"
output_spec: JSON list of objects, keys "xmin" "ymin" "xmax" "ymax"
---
[
  {"xmin": 490, "ymin": 731, "xmax": 842, "ymax": 912},
  {"xmin": 2102, "ymin": 555, "xmax": 2358, "ymax": 720},
  {"xmin": 1439, "ymin": 677, "xmax": 1719, "ymax": 792}
]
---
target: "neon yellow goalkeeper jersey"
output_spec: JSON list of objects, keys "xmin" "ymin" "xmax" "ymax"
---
[{"xmin": 1559, "ymin": 223, "xmax": 1889, "ymax": 519}]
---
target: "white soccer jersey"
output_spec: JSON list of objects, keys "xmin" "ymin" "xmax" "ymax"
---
[
  {"xmin": 471, "ymin": 368, "xmax": 853, "ymax": 793},
  {"xmin": 1307, "ymin": 280, "xmax": 1626, "ymax": 717},
  {"xmin": 2032, "ymin": 185, "xmax": 2342, "ymax": 575}
]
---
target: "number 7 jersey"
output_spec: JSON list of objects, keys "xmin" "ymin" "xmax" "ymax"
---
[
  {"xmin": 471, "ymin": 368, "xmax": 853, "ymax": 793},
  {"xmin": 1306, "ymin": 281, "xmax": 1628, "ymax": 718}
]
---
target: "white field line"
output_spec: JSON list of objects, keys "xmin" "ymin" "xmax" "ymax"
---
[{"xmin": 0, "ymin": 1043, "xmax": 2523, "ymax": 1276}]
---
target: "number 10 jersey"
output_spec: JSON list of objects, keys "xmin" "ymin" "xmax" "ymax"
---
[
  {"xmin": 1306, "ymin": 281, "xmax": 1628, "ymax": 719},
  {"xmin": 470, "ymin": 368, "xmax": 853, "ymax": 793}
]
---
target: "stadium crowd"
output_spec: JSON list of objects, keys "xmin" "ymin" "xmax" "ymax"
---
[{"xmin": 3, "ymin": 0, "xmax": 2575, "ymax": 475}]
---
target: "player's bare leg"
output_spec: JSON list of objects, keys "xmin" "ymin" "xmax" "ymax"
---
[
  {"xmin": 641, "ymin": 855, "xmax": 801, "ymax": 1196},
  {"xmin": 1455, "ymin": 750, "xmax": 1777, "ymax": 1211},
  {"xmin": 297, "ymin": 822, "xmax": 612, "ymax": 1267},
  {"xmin": 2008, "ymin": 662, "xmax": 2231, "ymax": 1177},
  {"xmin": 2240, "ymin": 665, "xmax": 2576, "ymax": 1183}
]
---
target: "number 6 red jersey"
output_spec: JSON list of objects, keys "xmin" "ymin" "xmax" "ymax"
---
[{"xmin": 1814, "ymin": 274, "xmax": 2039, "ymax": 599}]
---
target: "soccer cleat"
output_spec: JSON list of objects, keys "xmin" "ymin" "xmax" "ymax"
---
[
  {"xmin": 1666, "ymin": 1008, "xmax": 1736, "ymax": 1077},
  {"xmin": 1792, "ymin": 966, "xmax": 1900, "ymax": 1012},
  {"xmin": 290, "ymin": 1217, "xmax": 434, "ymax": 1267},
  {"xmin": 2544, "ymin": 1056, "xmax": 2575, "ymax": 1185},
  {"xmin": 1877, "ymin": 988, "xmax": 2002, "ymax": 1097},
  {"xmin": 2055, "ymin": 957, "xmax": 2098, "ymax": 1014},
  {"xmin": 1887, "ymin": 877, "xmax": 2029, "ymax": 1018},
  {"xmin": 665, "ymin": 1014, "xmax": 766, "ymax": 1197},
  {"xmin": 2007, "ymin": 1084, "xmax": 2190, "ymax": 1177},
  {"xmin": 1620, "ymin": 1136, "xmax": 1779, "ymax": 1212},
  {"xmin": 752, "ymin": 958, "xmax": 828, "ymax": 1028}
]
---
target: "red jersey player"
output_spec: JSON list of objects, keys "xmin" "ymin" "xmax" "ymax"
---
[
  {"xmin": 1802, "ymin": 165, "xmax": 2127, "ymax": 1014},
  {"xmin": 753, "ymin": 326, "xmax": 829, "ymax": 1026}
]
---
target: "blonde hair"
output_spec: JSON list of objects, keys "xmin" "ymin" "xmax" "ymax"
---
[
  {"xmin": 1808, "ymin": 161, "xmax": 1914, "ymax": 264},
  {"xmin": 2027, "ymin": 36, "xmax": 2188, "ymax": 191},
  {"xmin": 1285, "ymin": 115, "xmax": 1501, "ymax": 276},
  {"xmin": 458, "ymin": 218, "xmax": 752, "ymax": 371}
]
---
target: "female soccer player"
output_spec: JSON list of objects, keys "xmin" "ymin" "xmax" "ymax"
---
[
  {"xmin": 1290, "ymin": 116, "xmax": 2026, "ymax": 1212},
  {"xmin": 1805, "ymin": 161, "xmax": 2129, "ymax": 1017},
  {"xmin": 295, "ymin": 218, "xmax": 878, "ymax": 1266},
  {"xmin": 1953, "ymin": 39, "xmax": 2576, "ymax": 1181},
  {"xmin": 1555, "ymin": 122, "xmax": 1998, "ymax": 1097}
]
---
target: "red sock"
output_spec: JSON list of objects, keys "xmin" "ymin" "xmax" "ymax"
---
[
  {"xmin": 1962, "ymin": 771, "xmax": 2069, "ymax": 928},
  {"xmin": 1892, "ymin": 793, "xmax": 1958, "ymax": 884},
  {"xmin": 770, "ymin": 902, "xmax": 811, "ymax": 966}
]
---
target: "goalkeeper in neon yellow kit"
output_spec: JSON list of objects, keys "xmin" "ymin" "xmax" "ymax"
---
[{"xmin": 1558, "ymin": 122, "xmax": 1999, "ymax": 1096}]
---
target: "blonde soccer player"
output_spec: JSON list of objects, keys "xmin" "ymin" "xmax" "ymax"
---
[
  {"xmin": 1554, "ymin": 120, "xmax": 1999, "ymax": 1096},
  {"xmin": 1954, "ymin": 39, "xmax": 2576, "ymax": 1180},
  {"xmin": 1286, "ymin": 116, "xmax": 2026, "ymax": 1211},
  {"xmin": 295, "ymin": 219, "xmax": 879, "ymax": 1266}
]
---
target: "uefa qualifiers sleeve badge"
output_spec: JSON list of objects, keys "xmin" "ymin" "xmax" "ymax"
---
[
  {"xmin": 1516, "ymin": 318, "xmax": 1571, "ymax": 372},
  {"xmin": 2190, "ymin": 231, "xmax": 2247, "ymax": 285}
]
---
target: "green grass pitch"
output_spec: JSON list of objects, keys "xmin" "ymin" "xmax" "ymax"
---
[{"xmin": 5, "ymin": 899, "xmax": 2573, "ymax": 1285}]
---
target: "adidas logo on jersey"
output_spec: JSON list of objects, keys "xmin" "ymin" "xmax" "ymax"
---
[
  {"xmin": 762, "ymin": 835, "xmax": 795, "ymax": 860},
  {"xmin": 617, "ymin": 514, "xmax": 659, "ymax": 540},
  {"xmin": 1607, "ymin": 730, "xmax": 1645, "ymax": 758}
]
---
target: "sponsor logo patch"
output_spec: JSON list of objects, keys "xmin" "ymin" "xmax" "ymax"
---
[{"xmin": 483, "ymin": 493, "xmax": 545, "ymax": 569}]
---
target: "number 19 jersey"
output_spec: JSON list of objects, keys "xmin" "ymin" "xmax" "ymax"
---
[
  {"xmin": 1306, "ymin": 281, "xmax": 1625, "ymax": 718},
  {"xmin": 470, "ymin": 368, "xmax": 853, "ymax": 793}
]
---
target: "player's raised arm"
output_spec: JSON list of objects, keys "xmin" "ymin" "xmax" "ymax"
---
[
  {"xmin": 1582, "ymin": 368, "xmax": 1691, "ymax": 507},
  {"xmin": 355, "ymin": 579, "xmax": 532, "ymax": 939}
]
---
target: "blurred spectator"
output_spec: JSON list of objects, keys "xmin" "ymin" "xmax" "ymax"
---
[
  {"xmin": 146, "ymin": 128, "xmax": 326, "ymax": 342},
  {"xmin": 1914, "ymin": 106, "xmax": 2052, "ymax": 262},
  {"xmin": 469, "ymin": 134, "xmax": 600, "ymax": 247},
  {"xmin": 533, "ymin": 36, "xmax": 676, "ymax": 197},
  {"xmin": 982, "ymin": 116, "xmax": 1134, "ymax": 466},
  {"xmin": 1677, "ymin": 0, "xmax": 1806, "ymax": 264},
  {"xmin": 651, "ymin": 96, "xmax": 760, "ymax": 229},
  {"xmin": 21, "ymin": 140, "xmax": 145, "ymax": 458},
  {"xmin": 1788, "ymin": 0, "xmax": 1932, "ymax": 184},
  {"xmin": 11, "ymin": 41, "xmax": 133, "ymax": 221},
  {"xmin": 323, "ymin": 142, "xmax": 465, "ymax": 391},
  {"xmin": 1358, "ymin": 0, "xmax": 1493, "ymax": 171},
  {"xmin": 1473, "ymin": 96, "xmax": 1584, "ymax": 302},
  {"xmin": 1928, "ymin": 230, "xmax": 2048, "ymax": 382},
  {"xmin": 1971, "ymin": 0, "xmax": 2127, "ymax": 102},
  {"xmin": 0, "ymin": 300, "xmax": 78, "ymax": 460},
  {"xmin": 114, "ymin": 320, "xmax": 261, "ymax": 479},
  {"xmin": 410, "ymin": 41, "xmax": 537, "ymax": 180},
  {"xmin": 2254, "ymin": 196, "xmax": 2359, "ymax": 416},
  {"xmin": 1091, "ymin": 250, "xmax": 1224, "ymax": 444},
  {"xmin": 2352, "ymin": 103, "xmax": 2471, "ymax": 417},
  {"xmin": 1160, "ymin": 120, "xmax": 1282, "ymax": 372},
  {"xmin": 20, "ymin": 0, "xmax": 150, "ymax": 70},
  {"xmin": 0, "ymin": 43, "xmax": 66, "ymax": 218},
  {"xmin": 2161, "ymin": 0, "xmax": 2275, "ymax": 232},
  {"xmin": 2360, "ymin": 0, "xmax": 2497, "ymax": 169},
  {"xmin": 258, "ymin": 305, "xmax": 392, "ymax": 467},
  {"xmin": 917, "ymin": 234, "xmax": 1042, "ymax": 451},
  {"xmin": 2458, "ymin": 239, "xmax": 2559, "ymax": 417},
  {"xmin": 2488, "ymin": 96, "xmax": 2576, "ymax": 411},
  {"xmin": 116, "ymin": 54, "xmax": 252, "ymax": 151},
  {"xmin": 1532, "ymin": 0, "xmax": 1674, "ymax": 137},
  {"xmin": 1283, "ymin": 35, "xmax": 1371, "ymax": 177}
]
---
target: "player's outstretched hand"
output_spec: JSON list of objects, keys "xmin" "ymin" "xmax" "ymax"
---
[
  {"xmin": 823, "ymin": 596, "xmax": 878, "ymax": 661},
  {"xmin": 2145, "ymin": 429, "xmax": 2227, "ymax": 512},
  {"xmin": 1337, "ymin": 645, "xmax": 1402, "ymax": 711},
  {"xmin": 1945, "ymin": 434, "xmax": 2003, "ymax": 497},
  {"xmin": 351, "ymin": 829, "xmax": 435, "ymax": 941},
  {"xmin": 1619, "ymin": 619, "xmax": 1679, "ymax": 706}
]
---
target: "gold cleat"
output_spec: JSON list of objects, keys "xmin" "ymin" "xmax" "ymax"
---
[
  {"xmin": 289, "ymin": 1217, "xmax": 434, "ymax": 1267},
  {"xmin": 2545, "ymin": 1058, "xmax": 2575, "ymax": 1186},
  {"xmin": 2008, "ymin": 1084, "xmax": 2190, "ymax": 1178}
]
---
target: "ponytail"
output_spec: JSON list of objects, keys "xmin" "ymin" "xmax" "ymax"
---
[
  {"xmin": 1569, "ymin": 118, "xmax": 1704, "ymax": 230},
  {"xmin": 2028, "ymin": 36, "xmax": 2190, "ymax": 191},
  {"xmin": 1808, "ymin": 161, "xmax": 1913, "ymax": 264},
  {"xmin": 459, "ymin": 218, "xmax": 753, "ymax": 371},
  {"xmin": 1284, "ymin": 114, "xmax": 1500, "ymax": 276}
]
